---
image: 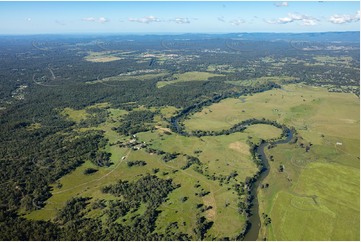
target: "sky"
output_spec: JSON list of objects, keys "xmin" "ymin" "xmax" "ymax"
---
[{"xmin": 0, "ymin": 1, "xmax": 359, "ymax": 34}]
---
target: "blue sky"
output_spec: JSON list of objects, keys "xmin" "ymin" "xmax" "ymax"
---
[{"xmin": 0, "ymin": 1, "xmax": 359, "ymax": 34}]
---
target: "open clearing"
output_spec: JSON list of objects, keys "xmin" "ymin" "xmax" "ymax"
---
[
  {"xmin": 156, "ymin": 71, "xmax": 224, "ymax": 88},
  {"xmin": 184, "ymin": 84, "xmax": 359, "ymax": 134},
  {"xmin": 84, "ymin": 51, "xmax": 123, "ymax": 62},
  {"xmin": 184, "ymin": 84, "xmax": 359, "ymax": 240}
]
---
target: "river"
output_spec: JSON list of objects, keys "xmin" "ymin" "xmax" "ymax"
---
[{"xmin": 243, "ymin": 129, "xmax": 293, "ymax": 241}]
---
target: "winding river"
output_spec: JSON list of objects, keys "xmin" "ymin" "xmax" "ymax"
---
[
  {"xmin": 243, "ymin": 129, "xmax": 293, "ymax": 241},
  {"xmin": 170, "ymin": 112, "xmax": 294, "ymax": 241}
]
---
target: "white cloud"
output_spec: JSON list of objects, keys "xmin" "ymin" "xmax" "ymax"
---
[
  {"xmin": 27, "ymin": 18, "xmax": 32, "ymax": 22},
  {"xmin": 98, "ymin": 17, "xmax": 108, "ymax": 23},
  {"xmin": 82, "ymin": 17, "xmax": 108, "ymax": 23},
  {"xmin": 265, "ymin": 12, "xmax": 319, "ymax": 25},
  {"xmin": 274, "ymin": 2, "xmax": 288, "ymax": 7},
  {"xmin": 128, "ymin": 16, "xmax": 161, "ymax": 24},
  {"xmin": 129, "ymin": 16, "xmax": 196, "ymax": 24},
  {"xmin": 329, "ymin": 11, "xmax": 360, "ymax": 24},
  {"xmin": 278, "ymin": 17, "xmax": 293, "ymax": 24},
  {"xmin": 229, "ymin": 19, "xmax": 246, "ymax": 26},
  {"xmin": 302, "ymin": 19, "xmax": 318, "ymax": 26},
  {"xmin": 169, "ymin": 17, "xmax": 191, "ymax": 24},
  {"xmin": 288, "ymin": 13, "xmax": 303, "ymax": 21}
]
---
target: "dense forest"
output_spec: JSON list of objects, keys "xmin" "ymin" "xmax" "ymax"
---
[{"xmin": 0, "ymin": 32, "xmax": 359, "ymax": 240}]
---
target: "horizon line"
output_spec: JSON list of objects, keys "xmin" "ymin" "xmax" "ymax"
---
[{"xmin": 0, "ymin": 30, "xmax": 360, "ymax": 36}]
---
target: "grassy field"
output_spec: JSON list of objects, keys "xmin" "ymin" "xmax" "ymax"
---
[
  {"xmin": 259, "ymin": 143, "xmax": 359, "ymax": 240},
  {"xmin": 313, "ymin": 55, "xmax": 353, "ymax": 66},
  {"xmin": 84, "ymin": 51, "xmax": 123, "ymax": 62},
  {"xmin": 135, "ymin": 128, "xmax": 276, "ymax": 239},
  {"xmin": 183, "ymin": 84, "xmax": 359, "ymax": 240},
  {"xmin": 156, "ymin": 71, "xmax": 224, "ymax": 88},
  {"xmin": 184, "ymin": 84, "xmax": 359, "ymax": 133},
  {"xmin": 251, "ymin": 85, "xmax": 358, "ymax": 240},
  {"xmin": 244, "ymin": 124, "xmax": 283, "ymax": 142},
  {"xmin": 60, "ymin": 102, "xmax": 111, "ymax": 123},
  {"xmin": 137, "ymin": 130, "xmax": 260, "ymax": 182},
  {"xmin": 60, "ymin": 107, "xmax": 89, "ymax": 122}
]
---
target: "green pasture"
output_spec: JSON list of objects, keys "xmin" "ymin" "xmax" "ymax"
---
[
  {"xmin": 251, "ymin": 85, "xmax": 360, "ymax": 240},
  {"xmin": 156, "ymin": 71, "xmax": 223, "ymax": 88}
]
